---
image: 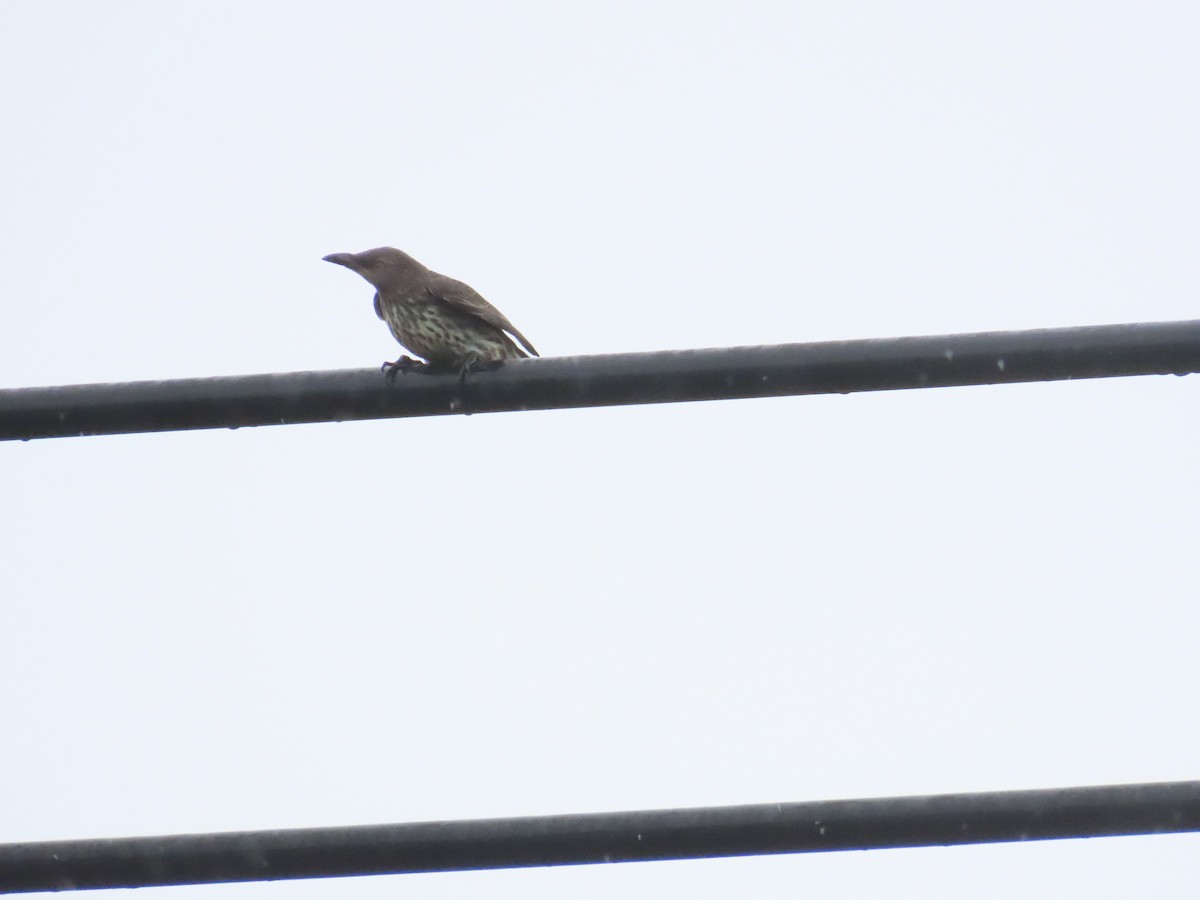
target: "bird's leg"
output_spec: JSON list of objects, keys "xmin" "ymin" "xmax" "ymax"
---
[
  {"xmin": 381, "ymin": 356, "xmax": 425, "ymax": 379},
  {"xmin": 456, "ymin": 353, "xmax": 481, "ymax": 383},
  {"xmin": 455, "ymin": 355, "xmax": 506, "ymax": 383}
]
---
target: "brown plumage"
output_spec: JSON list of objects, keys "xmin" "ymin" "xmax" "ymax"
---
[{"xmin": 322, "ymin": 247, "xmax": 538, "ymax": 374}]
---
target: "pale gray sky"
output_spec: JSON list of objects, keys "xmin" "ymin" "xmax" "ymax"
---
[{"xmin": 2, "ymin": 2, "xmax": 1199, "ymax": 897}]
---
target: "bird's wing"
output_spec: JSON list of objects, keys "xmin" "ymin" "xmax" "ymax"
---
[
  {"xmin": 373, "ymin": 292, "xmax": 384, "ymax": 321},
  {"xmin": 426, "ymin": 273, "xmax": 539, "ymax": 357}
]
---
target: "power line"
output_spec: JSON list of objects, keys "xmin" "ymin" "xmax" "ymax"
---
[
  {"xmin": 2, "ymin": 780, "xmax": 1197, "ymax": 893},
  {"xmin": 2, "ymin": 319, "xmax": 1199, "ymax": 441}
]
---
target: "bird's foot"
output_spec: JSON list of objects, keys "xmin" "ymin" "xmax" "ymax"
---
[
  {"xmin": 456, "ymin": 355, "xmax": 504, "ymax": 383},
  {"xmin": 382, "ymin": 356, "xmax": 425, "ymax": 379}
]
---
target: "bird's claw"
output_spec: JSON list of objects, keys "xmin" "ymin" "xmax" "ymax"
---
[
  {"xmin": 456, "ymin": 355, "xmax": 504, "ymax": 383},
  {"xmin": 382, "ymin": 356, "xmax": 424, "ymax": 379}
]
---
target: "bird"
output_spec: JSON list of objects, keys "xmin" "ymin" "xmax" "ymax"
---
[{"xmin": 322, "ymin": 247, "xmax": 538, "ymax": 377}]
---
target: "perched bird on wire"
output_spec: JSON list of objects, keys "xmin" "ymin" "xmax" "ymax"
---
[{"xmin": 322, "ymin": 247, "xmax": 539, "ymax": 378}]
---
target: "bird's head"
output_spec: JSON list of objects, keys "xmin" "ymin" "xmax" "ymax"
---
[{"xmin": 322, "ymin": 247, "xmax": 420, "ymax": 289}]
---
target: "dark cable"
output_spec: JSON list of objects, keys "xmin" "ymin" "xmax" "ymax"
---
[
  {"xmin": 2, "ymin": 780, "xmax": 1198, "ymax": 892},
  {"xmin": 3, "ymin": 319, "xmax": 1199, "ymax": 441}
]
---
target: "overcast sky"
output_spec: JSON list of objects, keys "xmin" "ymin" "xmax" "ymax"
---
[{"xmin": 3, "ymin": 2, "xmax": 1199, "ymax": 897}]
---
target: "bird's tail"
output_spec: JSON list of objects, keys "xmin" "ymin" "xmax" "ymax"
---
[{"xmin": 504, "ymin": 331, "xmax": 538, "ymax": 358}]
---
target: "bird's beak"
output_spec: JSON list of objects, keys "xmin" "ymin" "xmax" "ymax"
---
[{"xmin": 322, "ymin": 252, "xmax": 356, "ymax": 269}]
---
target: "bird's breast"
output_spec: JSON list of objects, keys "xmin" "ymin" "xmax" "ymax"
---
[{"xmin": 377, "ymin": 291, "xmax": 521, "ymax": 365}]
